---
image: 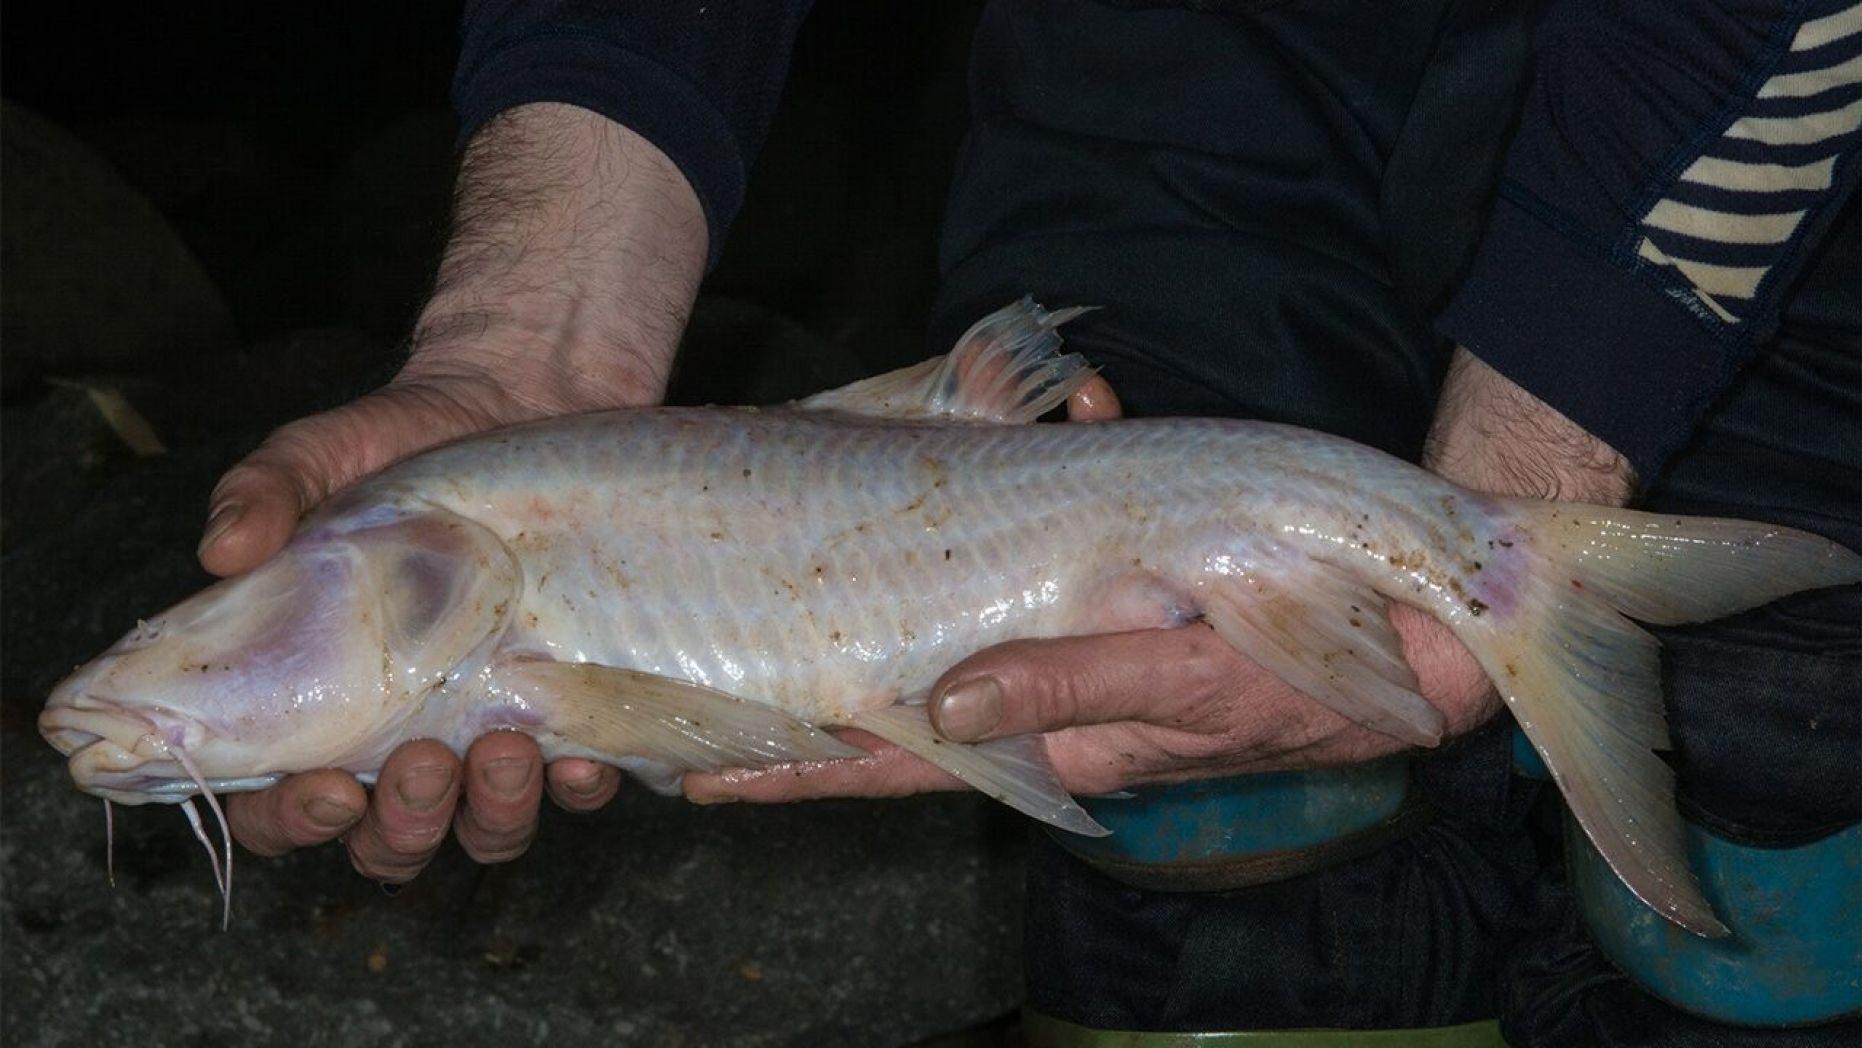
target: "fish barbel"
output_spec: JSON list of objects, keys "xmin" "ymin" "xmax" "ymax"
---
[{"xmin": 40, "ymin": 299, "xmax": 1862, "ymax": 936}]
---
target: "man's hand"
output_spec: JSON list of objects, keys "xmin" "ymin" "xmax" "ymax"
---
[
  {"xmin": 1424, "ymin": 346, "xmax": 1635, "ymax": 505},
  {"xmin": 684, "ymin": 347, "xmax": 1635, "ymax": 806},
  {"xmin": 684, "ymin": 605, "xmax": 1494, "ymax": 803},
  {"xmin": 214, "ymin": 103, "xmax": 706, "ymax": 882}
]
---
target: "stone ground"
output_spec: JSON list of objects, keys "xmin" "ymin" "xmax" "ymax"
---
[{"xmin": 4, "ymin": 4, "xmax": 1033, "ymax": 1044}]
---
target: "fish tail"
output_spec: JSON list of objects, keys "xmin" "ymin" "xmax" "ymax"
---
[{"xmin": 1467, "ymin": 501, "xmax": 1862, "ymax": 938}]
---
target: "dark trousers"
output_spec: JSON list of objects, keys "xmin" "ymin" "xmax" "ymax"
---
[{"xmin": 928, "ymin": 1, "xmax": 1862, "ymax": 1043}]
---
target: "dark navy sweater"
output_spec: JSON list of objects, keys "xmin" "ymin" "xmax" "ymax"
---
[
  {"xmin": 451, "ymin": 0, "xmax": 1861, "ymax": 867},
  {"xmin": 454, "ymin": 0, "xmax": 1861, "ymax": 484}
]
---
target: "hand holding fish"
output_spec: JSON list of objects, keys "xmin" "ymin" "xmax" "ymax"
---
[
  {"xmin": 217, "ymin": 371, "xmax": 1121, "ymax": 881},
  {"xmin": 186, "ymin": 103, "xmax": 1142, "ymax": 886},
  {"xmin": 682, "ymin": 350, "xmax": 1581, "ymax": 804},
  {"xmin": 44, "ymin": 297, "xmax": 1858, "ymax": 938},
  {"xmin": 683, "ymin": 604, "xmax": 1495, "ymax": 803},
  {"xmin": 202, "ymin": 103, "xmax": 709, "ymax": 881}
]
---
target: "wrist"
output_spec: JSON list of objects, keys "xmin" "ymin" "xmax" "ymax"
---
[
  {"xmin": 397, "ymin": 321, "xmax": 667, "ymax": 413},
  {"xmin": 412, "ymin": 102, "xmax": 708, "ymax": 411},
  {"xmin": 1425, "ymin": 347, "xmax": 1636, "ymax": 505}
]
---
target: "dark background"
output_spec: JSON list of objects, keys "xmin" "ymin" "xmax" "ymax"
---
[{"xmin": 2, "ymin": 4, "xmax": 1031, "ymax": 1046}]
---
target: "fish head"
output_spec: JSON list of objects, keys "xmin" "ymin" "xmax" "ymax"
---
[{"xmin": 40, "ymin": 503, "xmax": 521, "ymax": 804}]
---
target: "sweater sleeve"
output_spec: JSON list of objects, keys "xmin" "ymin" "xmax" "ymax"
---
[
  {"xmin": 452, "ymin": 0, "xmax": 816, "ymax": 268},
  {"xmin": 1437, "ymin": 0, "xmax": 1862, "ymax": 483}
]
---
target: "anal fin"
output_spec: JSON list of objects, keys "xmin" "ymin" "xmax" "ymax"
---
[
  {"xmin": 848, "ymin": 704, "xmax": 1109, "ymax": 837},
  {"xmin": 497, "ymin": 661, "xmax": 865, "ymax": 776},
  {"xmin": 1196, "ymin": 558, "xmax": 1445, "ymax": 747}
]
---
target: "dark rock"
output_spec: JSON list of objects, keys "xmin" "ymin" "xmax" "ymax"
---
[
  {"xmin": 0, "ymin": 379, "xmax": 169, "ymax": 556},
  {"xmin": 72, "ymin": 115, "xmax": 322, "ymax": 342},
  {"xmin": 0, "ymin": 102, "xmax": 239, "ymax": 396},
  {"xmin": 75, "ymin": 115, "xmax": 287, "ymax": 219}
]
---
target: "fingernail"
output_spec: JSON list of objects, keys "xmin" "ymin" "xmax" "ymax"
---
[
  {"xmin": 482, "ymin": 757, "xmax": 533, "ymax": 797},
  {"xmin": 935, "ymin": 678, "xmax": 1003, "ymax": 742},
  {"xmin": 198, "ymin": 502, "xmax": 243, "ymax": 554},
  {"xmin": 561, "ymin": 769, "xmax": 604, "ymax": 798},
  {"xmin": 396, "ymin": 766, "xmax": 456, "ymax": 812},
  {"xmin": 303, "ymin": 796, "xmax": 360, "ymax": 831},
  {"xmin": 379, "ymin": 881, "xmax": 402, "ymax": 898}
]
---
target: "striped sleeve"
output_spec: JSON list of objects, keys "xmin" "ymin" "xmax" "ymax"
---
[{"xmin": 1438, "ymin": 0, "xmax": 1862, "ymax": 484}]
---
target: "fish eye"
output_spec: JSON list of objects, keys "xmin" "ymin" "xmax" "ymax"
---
[{"xmin": 384, "ymin": 550, "xmax": 461, "ymax": 647}]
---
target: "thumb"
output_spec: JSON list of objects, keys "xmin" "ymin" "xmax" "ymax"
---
[
  {"xmin": 1066, "ymin": 374, "xmax": 1121, "ymax": 421},
  {"xmin": 198, "ymin": 383, "xmax": 495, "ymax": 576},
  {"xmin": 928, "ymin": 625, "xmax": 1234, "ymax": 742}
]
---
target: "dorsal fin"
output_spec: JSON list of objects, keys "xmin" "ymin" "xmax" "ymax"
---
[{"xmin": 797, "ymin": 297, "xmax": 1096, "ymax": 424}]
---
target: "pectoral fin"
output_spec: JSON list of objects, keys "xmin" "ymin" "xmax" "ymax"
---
[
  {"xmin": 496, "ymin": 662, "xmax": 864, "ymax": 780},
  {"xmin": 848, "ymin": 704, "xmax": 1109, "ymax": 837}
]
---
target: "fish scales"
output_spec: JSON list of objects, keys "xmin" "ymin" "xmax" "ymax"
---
[
  {"xmin": 39, "ymin": 298, "xmax": 1862, "ymax": 938},
  {"xmin": 380, "ymin": 411, "xmax": 1462, "ymax": 725}
]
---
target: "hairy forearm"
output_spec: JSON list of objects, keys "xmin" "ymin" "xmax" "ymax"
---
[
  {"xmin": 1368, "ymin": 347, "xmax": 1640, "ymax": 751},
  {"xmin": 1424, "ymin": 347, "xmax": 1636, "ymax": 505},
  {"xmin": 408, "ymin": 102, "xmax": 710, "ymax": 409}
]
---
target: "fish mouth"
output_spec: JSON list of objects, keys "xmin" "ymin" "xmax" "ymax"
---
[
  {"xmin": 40, "ymin": 699, "xmax": 282, "ymax": 803},
  {"xmin": 41, "ymin": 703, "xmax": 157, "ymax": 756},
  {"xmin": 40, "ymin": 699, "xmax": 196, "ymax": 803}
]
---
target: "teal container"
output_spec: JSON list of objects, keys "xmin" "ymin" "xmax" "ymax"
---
[
  {"xmin": 1517, "ymin": 727, "xmax": 1862, "ymax": 1025},
  {"xmin": 1565, "ymin": 794, "xmax": 1862, "ymax": 1026},
  {"xmin": 1064, "ymin": 758, "xmax": 1420, "ymax": 890}
]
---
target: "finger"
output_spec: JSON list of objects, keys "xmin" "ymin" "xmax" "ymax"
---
[
  {"xmin": 227, "ymin": 769, "xmax": 367, "ymax": 857},
  {"xmin": 929, "ymin": 626, "xmax": 1239, "ymax": 743},
  {"xmin": 198, "ymin": 385, "xmax": 488, "ymax": 577},
  {"xmin": 343, "ymin": 739, "xmax": 462, "ymax": 883},
  {"xmin": 453, "ymin": 733, "xmax": 546, "ymax": 864},
  {"xmin": 1388, "ymin": 603, "xmax": 1495, "ymax": 732},
  {"xmin": 546, "ymin": 759, "xmax": 623, "ymax": 812},
  {"xmin": 200, "ymin": 403, "xmax": 385, "ymax": 577},
  {"xmin": 1066, "ymin": 375, "xmax": 1122, "ymax": 421}
]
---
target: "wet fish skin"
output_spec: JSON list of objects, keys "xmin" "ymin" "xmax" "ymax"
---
[
  {"xmin": 386, "ymin": 409, "xmax": 1466, "ymax": 725},
  {"xmin": 39, "ymin": 299, "xmax": 1862, "ymax": 938}
]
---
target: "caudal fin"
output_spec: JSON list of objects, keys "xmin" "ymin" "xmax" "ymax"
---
[{"xmin": 1476, "ymin": 503, "xmax": 1861, "ymax": 938}]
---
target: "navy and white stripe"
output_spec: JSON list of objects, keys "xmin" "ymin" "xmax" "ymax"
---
[{"xmin": 1636, "ymin": 2, "xmax": 1862, "ymax": 323}]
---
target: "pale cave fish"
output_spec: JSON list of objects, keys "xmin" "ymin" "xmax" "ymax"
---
[{"xmin": 40, "ymin": 298, "xmax": 1862, "ymax": 936}]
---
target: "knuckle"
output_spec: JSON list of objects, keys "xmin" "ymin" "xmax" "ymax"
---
[
  {"xmin": 462, "ymin": 803, "xmax": 534, "ymax": 837},
  {"xmin": 349, "ymin": 853, "xmax": 416, "ymax": 883},
  {"xmin": 344, "ymin": 839, "xmax": 394, "ymax": 880},
  {"xmin": 376, "ymin": 821, "xmax": 448, "ymax": 856},
  {"xmin": 461, "ymin": 830, "xmax": 535, "ymax": 865},
  {"xmin": 1030, "ymin": 668, "xmax": 1085, "ymax": 728}
]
